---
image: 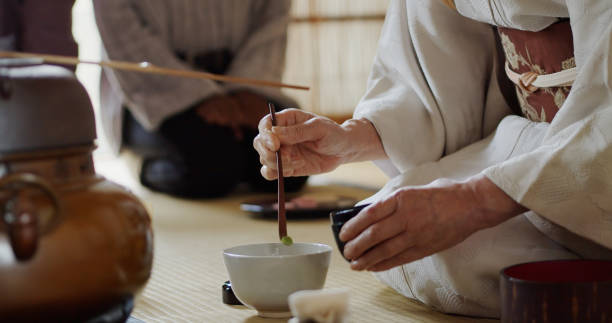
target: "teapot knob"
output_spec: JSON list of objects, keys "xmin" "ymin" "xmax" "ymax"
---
[
  {"xmin": 5, "ymin": 200, "xmax": 39, "ymax": 261},
  {"xmin": 1, "ymin": 173, "xmax": 61, "ymax": 262}
]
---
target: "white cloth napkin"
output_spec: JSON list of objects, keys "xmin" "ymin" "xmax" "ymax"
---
[{"xmin": 288, "ymin": 288, "xmax": 350, "ymax": 323}]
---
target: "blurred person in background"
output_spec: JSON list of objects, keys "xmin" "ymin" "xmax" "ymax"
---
[{"xmin": 93, "ymin": 0, "xmax": 307, "ymax": 198}]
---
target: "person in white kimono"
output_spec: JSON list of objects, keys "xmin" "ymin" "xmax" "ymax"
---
[
  {"xmin": 94, "ymin": 0, "xmax": 307, "ymax": 198},
  {"xmin": 254, "ymin": 0, "xmax": 612, "ymax": 317}
]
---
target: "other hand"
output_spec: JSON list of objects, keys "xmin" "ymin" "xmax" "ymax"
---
[
  {"xmin": 195, "ymin": 95, "xmax": 245, "ymax": 139},
  {"xmin": 229, "ymin": 91, "xmax": 269, "ymax": 129},
  {"xmin": 339, "ymin": 174, "xmax": 526, "ymax": 272},
  {"xmin": 195, "ymin": 92, "xmax": 269, "ymax": 139}
]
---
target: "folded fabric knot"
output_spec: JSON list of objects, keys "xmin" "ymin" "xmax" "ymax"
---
[
  {"xmin": 288, "ymin": 288, "xmax": 350, "ymax": 323},
  {"xmin": 518, "ymin": 71, "xmax": 539, "ymax": 93}
]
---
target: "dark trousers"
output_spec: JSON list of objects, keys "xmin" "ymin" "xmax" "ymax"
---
[
  {"xmin": 123, "ymin": 109, "xmax": 307, "ymax": 198},
  {"xmin": 121, "ymin": 48, "xmax": 306, "ymax": 197}
]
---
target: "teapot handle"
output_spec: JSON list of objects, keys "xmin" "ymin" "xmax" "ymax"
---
[{"xmin": 0, "ymin": 173, "xmax": 61, "ymax": 261}]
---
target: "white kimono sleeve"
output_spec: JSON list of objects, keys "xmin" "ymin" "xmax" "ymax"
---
[
  {"xmin": 358, "ymin": 0, "xmax": 612, "ymax": 317},
  {"xmin": 353, "ymin": 0, "xmax": 512, "ymax": 175},
  {"xmin": 93, "ymin": 0, "xmax": 223, "ymax": 131},
  {"xmin": 482, "ymin": 1, "xmax": 612, "ymax": 250}
]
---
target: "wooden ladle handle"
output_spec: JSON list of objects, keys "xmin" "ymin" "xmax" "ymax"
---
[{"xmin": 0, "ymin": 173, "xmax": 61, "ymax": 261}]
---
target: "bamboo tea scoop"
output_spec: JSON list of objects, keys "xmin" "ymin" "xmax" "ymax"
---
[
  {"xmin": 0, "ymin": 51, "xmax": 309, "ymax": 91},
  {"xmin": 268, "ymin": 103, "xmax": 291, "ymax": 245}
]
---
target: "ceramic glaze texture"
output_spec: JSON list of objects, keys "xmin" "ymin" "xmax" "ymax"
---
[
  {"xmin": 0, "ymin": 61, "xmax": 152, "ymax": 322},
  {"xmin": 0, "ymin": 62, "xmax": 96, "ymax": 153},
  {"xmin": 223, "ymin": 243, "xmax": 332, "ymax": 317},
  {"xmin": 0, "ymin": 149, "xmax": 154, "ymax": 322}
]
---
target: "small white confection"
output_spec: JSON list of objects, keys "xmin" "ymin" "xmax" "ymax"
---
[{"xmin": 288, "ymin": 288, "xmax": 350, "ymax": 323}]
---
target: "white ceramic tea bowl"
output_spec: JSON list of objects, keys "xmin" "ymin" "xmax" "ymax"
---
[{"xmin": 223, "ymin": 242, "xmax": 332, "ymax": 318}]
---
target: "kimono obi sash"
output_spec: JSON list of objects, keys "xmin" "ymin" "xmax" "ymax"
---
[{"xmin": 498, "ymin": 20, "xmax": 575, "ymax": 123}]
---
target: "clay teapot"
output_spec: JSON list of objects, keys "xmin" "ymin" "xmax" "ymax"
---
[{"xmin": 0, "ymin": 59, "xmax": 153, "ymax": 322}]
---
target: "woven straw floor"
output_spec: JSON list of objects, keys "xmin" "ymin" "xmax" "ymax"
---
[
  {"xmin": 130, "ymin": 188, "xmax": 498, "ymax": 322},
  {"xmin": 97, "ymin": 156, "xmax": 497, "ymax": 323}
]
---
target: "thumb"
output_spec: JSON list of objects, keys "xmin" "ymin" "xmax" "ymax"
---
[{"xmin": 273, "ymin": 121, "xmax": 325, "ymax": 145}]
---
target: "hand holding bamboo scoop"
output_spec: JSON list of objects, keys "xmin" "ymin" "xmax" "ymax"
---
[{"xmin": 268, "ymin": 103, "xmax": 292, "ymax": 246}]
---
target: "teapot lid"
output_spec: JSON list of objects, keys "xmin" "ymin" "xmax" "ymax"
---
[{"xmin": 0, "ymin": 59, "xmax": 96, "ymax": 155}]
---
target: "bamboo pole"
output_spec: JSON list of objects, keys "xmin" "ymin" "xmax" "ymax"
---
[{"xmin": 0, "ymin": 51, "xmax": 309, "ymax": 91}]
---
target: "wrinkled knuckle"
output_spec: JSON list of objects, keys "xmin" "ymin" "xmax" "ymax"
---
[
  {"xmin": 340, "ymin": 224, "xmax": 354, "ymax": 239},
  {"xmin": 309, "ymin": 117, "xmax": 322, "ymax": 127},
  {"xmin": 363, "ymin": 207, "xmax": 377, "ymax": 221},
  {"xmin": 394, "ymin": 188, "xmax": 406, "ymax": 198},
  {"xmin": 266, "ymin": 155, "xmax": 277, "ymax": 168},
  {"xmin": 388, "ymin": 192, "xmax": 400, "ymax": 204},
  {"xmin": 292, "ymin": 126, "xmax": 305, "ymax": 140},
  {"xmin": 253, "ymin": 136, "xmax": 263, "ymax": 150},
  {"xmin": 393, "ymin": 189, "xmax": 408, "ymax": 203},
  {"xmin": 261, "ymin": 167, "xmax": 273, "ymax": 180},
  {"xmin": 380, "ymin": 243, "xmax": 395, "ymax": 256},
  {"xmin": 372, "ymin": 224, "xmax": 386, "ymax": 239},
  {"xmin": 398, "ymin": 252, "xmax": 417, "ymax": 265},
  {"xmin": 397, "ymin": 214, "xmax": 410, "ymax": 231},
  {"xmin": 364, "ymin": 227, "xmax": 378, "ymax": 242},
  {"xmin": 310, "ymin": 139, "xmax": 324, "ymax": 151},
  {"xmin": 344, "ymin": 241, "xmax": 356, "ymax": 255},
  {"xmin": 305, "ymin": 117, "xmax": 320, "ymax": 128},
  {"xmin": 281, "ymin": 149, "xmax": 291, "ymax": 160},
  {"xmin": 258, "ymin": 115, "xmax": 271, "ymax": 130}
]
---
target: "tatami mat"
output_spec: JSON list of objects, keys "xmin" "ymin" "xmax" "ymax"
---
[
  {"xmin": 124, "ymin": 183, "xmax": 498, "ymax": 323},
  {"xmin": 93, "ymin": 153, "xmax": 497, "ymax": 322}
]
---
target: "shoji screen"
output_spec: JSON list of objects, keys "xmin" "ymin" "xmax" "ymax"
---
[{"xmin": 283, "ymin": 0, "xmax": 389, "ymax": 120}]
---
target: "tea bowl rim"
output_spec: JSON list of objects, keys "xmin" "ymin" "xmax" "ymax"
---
[{"xmin": 223, "ymin": 242, "xmax": 332, "ymax": 259}]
